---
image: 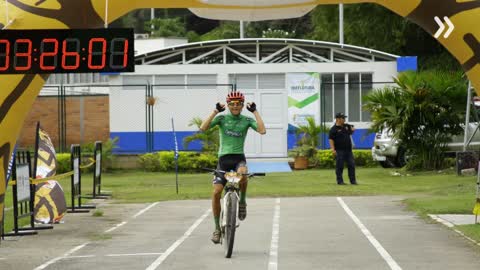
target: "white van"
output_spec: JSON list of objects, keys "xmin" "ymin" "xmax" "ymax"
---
[{"xmin": 372, "ymin": 123, "xmax": 480, "ymax": 168}]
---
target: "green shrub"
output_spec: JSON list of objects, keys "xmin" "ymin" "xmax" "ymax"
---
[
  {"xmin": 138, "ymin": 150, "xmax": 377, "ymax": 171},
  {"xmin": 138, "ymin": 152, "xmax": 162, "ymax": 172},
  {"xmin": 315, "ymin": 149, "xmax": 378, "ymax": 169},
  {"xmin": 443, "ymin": 157, "xmax": 456, "ymax": 169},
  {"xmin": 353, "ymin": 150, "xmax": 378, "ymax": 168},
  {"xmin": 56, "ymin": 153, "xmax": 71, "ymax": 174},
  {"xmin": 159, "ymin": 152, "xmax": 176, "ymax": 171},
  {"xmin": 316, "ymin": 150, "xmax": 336, "ymax": 169},
  {"xmin": 55, "ymin": 153, "xmax": 97, "ymax": 174},
  {"xmin": 80, "ymin": 137, "xmax": 118, "ymax": 172},
  {"xmin": 138, "ymin": 151, "xmax": 217, "ymax": 172}
]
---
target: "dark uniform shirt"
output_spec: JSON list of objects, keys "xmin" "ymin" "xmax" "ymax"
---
[{"xmin": 329, "ymin": 124, "xmax": 353, "ymax": 151}]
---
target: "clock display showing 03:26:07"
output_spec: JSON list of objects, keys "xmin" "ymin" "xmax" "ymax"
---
[{"xmin": 0, "ymin": 37, "xmax": 129, "ymax": 72}]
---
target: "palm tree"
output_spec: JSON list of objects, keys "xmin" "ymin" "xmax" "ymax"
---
[
  {"xmin": 183, "ymin": 117, "xmax": 219, "ymax": 154},
  {"xmin": 296, "ymin": 117, "xmax": 327, "ymax": 148},
  {"xmin": 363, "ymin": 71, "xmax": 467, "ymax": 170},
  {"xmin": 289, "ymin": 117, "xmax": 328, "ymax": 168}
]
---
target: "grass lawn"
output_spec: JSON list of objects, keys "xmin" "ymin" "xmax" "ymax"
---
[{"xmin": 3, "ymin": 167, "xmax": 480, "ymax": 243}]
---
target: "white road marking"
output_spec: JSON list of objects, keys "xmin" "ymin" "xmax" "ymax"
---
[
  {"xmin": 337, "ymin": 197, "xmax": 402, "ymax": 270},
  {"xmin": 33, "ymin": 203, "xmax": 161, "ymax": 268},
  {"xmin": 106, "ymin": 253, "xmax": 163, "ymax": 257},
  {"xmin": 104, "ymin": 221, "xmax": 127, "ymax": 233},
  {"xmin": 33, "ymin": 242, "xmax": 89, "ymax": 270},
  {"xmin": 62, "ymin": 253, "xmax": 163, "ymax": 259},
  {"xmin": 145, "ymin": 209, "xmax": 211, "ymax": 270},
  {"xmin": 134, "ymin": 202, "xmax": 159, "ymax": 218},
  {"xmin": 104, "ymin": 202, "xmax": 158, "ymax": 233},
  {"xmin": 63, "ymin": 255, "xmax": 96, "ymax": 259},
  {"xmin": 268, "ymin": 198, "xmax": 281, "ymax": 270}
]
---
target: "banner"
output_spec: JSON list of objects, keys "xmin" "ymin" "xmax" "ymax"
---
[
  {"xmin": 287, "ymin": 73, "xmax": 320, "ymax": 128},
  {"xmin": 172, "ymin": 118, "xmax": 179, "ymax": 194},
  {"xmin": 172, "ymin": 118, "xmax": 179, "ymax": 161},
  {"xmin": 5, "ymin": 144, "xmax": 17, "ymax": 187},
  {"xmin": 33, "ymin": 123, "xmax": 67, "ymax": 224},
  {"xmin": 34, "ymin": 180, "xmax": 67, "ymax": 224},
  {"xmin": 34, "ymin": 124, "xmax": 57, "ymax": 179}
]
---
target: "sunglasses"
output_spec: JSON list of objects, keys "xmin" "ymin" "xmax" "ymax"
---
[{"xmin": 228, "ymin": 101, "xmax": 244, "ymax": 107}]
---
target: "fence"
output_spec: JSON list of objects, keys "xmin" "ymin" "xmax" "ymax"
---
[
  {"xmin": 67, "ymin": 145, "xmax": 95, "ymax": 213},
  {"xmin": 2, "ymin": 151, "xmax": 53, "ymax": 238}
]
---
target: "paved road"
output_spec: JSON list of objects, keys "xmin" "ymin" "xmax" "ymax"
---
[{"xmin": 1, "ymin": 196, "xmax": 479, "ymax": 270}]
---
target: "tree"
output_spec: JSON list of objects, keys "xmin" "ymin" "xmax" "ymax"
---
[
  {"xmin": 200, "ymin": 21, "xmax": 240, "ymax": 41},
  {"xmin": 183, "ymin": 117, "xmax": 219, "ymax": 154},
  {"xmin": 309, "ymin": 4, "xmax": 461, "ymax": 71},
  {"xmin": 146, "ymin": 17, "xmax": 187, "ymax": 37},
  {"xmin": 295, "ymin": 117, "xmax": 327, "ymax": 149},
  {"xmin": 289, "ymin": 117, "xmax": 328, "ymax": 167},
  {"xmin": 363, "ymin": 71, "xmax": 467, "ymax": 170},
  {"xmin": 261, "ymin": 28, "xmax": 296, "ymax": 38}
]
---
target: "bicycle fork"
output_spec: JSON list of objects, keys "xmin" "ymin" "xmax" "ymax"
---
[{"xmin": 221, "ymin": 191, "xmax": 240, "ymax": 230}]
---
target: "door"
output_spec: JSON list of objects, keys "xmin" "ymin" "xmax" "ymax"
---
[{"xmin": 240, "ymin": 74, "xmax": 287, "ymax": 158}]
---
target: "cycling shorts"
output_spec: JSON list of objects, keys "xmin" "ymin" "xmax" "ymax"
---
[{"xmin": 213, "ymin": 154, "xmax": 247, "ymax": 186}]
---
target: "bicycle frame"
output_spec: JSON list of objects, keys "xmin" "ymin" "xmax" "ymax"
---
[
  {"xmin": 204, "ymin": 168, "xmax": 265, "ymax": 258},
  {"xmin": 220, "ymin": 172, "xmax": 242, "ymax": 231}
]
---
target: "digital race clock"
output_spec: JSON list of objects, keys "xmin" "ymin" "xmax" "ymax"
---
[{"xmin": 0, "ymin": 28, "xmax": 134, "ymax": 74}]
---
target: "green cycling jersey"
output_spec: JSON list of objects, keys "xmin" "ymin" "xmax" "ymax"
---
[{"xmin": 210, "ymin": 114, "xmax": 258, "ymax": 157}]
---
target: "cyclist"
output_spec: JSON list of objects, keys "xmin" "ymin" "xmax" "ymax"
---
[{"xmin": 200, "ymin": 90, "xmax": 266, "ymax": 244}]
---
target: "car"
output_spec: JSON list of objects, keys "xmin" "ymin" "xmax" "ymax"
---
[{"xmin": 372, "ymin": 123, "xmax": 480, "ymax": 168}]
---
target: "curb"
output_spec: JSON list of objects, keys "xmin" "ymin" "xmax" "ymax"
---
[{"xmin": 428, "ymin": 214, "xmax": 480, "ymax": 247}]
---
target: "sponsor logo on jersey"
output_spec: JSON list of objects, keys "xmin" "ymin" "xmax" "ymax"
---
[{"xmin": 225, "ymin": 129, "xmax": 242, "ymax": 137}]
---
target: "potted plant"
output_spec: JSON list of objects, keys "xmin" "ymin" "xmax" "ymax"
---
[
  {"xmin": 288, "ymin": 144, "xmax": 317, "ymax": 169},
  {"xmin": 288, "ymin": 117, "xmax": 327, "ymax": 169}
]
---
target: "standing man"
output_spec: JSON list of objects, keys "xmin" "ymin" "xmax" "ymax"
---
[
  {"xmin": 329, "ymin": 112, "xmax": 357, "ymax": 185},
  {"xmin": 200, "ymin": 91, "xmax": 266, "ymax": 244}
]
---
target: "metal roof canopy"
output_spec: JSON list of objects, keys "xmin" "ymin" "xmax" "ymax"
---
[{"xmin": 135, "ymin": 38, "xmax": 399, "ymax": 65}]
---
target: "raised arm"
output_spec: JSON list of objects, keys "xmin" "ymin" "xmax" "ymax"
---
[
  {"xmin": 200, "ymin": 102, "xmax": 225, "ymax": 131},
  {"xmin": 246, "ymin": 102, "xmax": 266, "ymax": 135},
  {"xmin": 253, "ymin": 111, "xmax": 266, "ymax": 135},
  {"xmin": 200, "ymin": 111, "xmax": 218, "ymax": 132}
]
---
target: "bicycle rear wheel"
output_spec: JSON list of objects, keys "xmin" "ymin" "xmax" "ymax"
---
[{"xmin": 224, "ymin": 192, "xmax": 237, "ymax": 258}]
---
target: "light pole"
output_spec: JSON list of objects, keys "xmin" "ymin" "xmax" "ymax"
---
[{"xmin": 339, "ymin": 4, "xmax": 344, "ymax": 44}]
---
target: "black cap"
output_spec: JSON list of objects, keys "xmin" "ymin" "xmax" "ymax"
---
[{"xmin": 335, "ymin": 112, "xmax": 347, "ymax": 118}]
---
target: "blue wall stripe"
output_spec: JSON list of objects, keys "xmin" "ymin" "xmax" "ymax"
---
[{"xmin": 111, "ymin": 130, "xmax": 375, "ymax": 153}]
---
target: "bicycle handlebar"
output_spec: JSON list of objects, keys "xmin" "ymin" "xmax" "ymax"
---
[{"xmin": 202, "ymin": 168, "xmax": 265, "ymax": 177}]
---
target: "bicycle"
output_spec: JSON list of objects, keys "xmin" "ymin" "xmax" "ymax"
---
[{"xmin": 204, "ymin": 168, "xmax": 265, "ymax": 258}]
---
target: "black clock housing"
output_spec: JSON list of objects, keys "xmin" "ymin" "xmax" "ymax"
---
[{"xmin": 0, "ymin": 28, "xmax": 134, "ymax": 74}]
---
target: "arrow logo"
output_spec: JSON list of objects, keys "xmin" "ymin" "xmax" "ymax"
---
[{"xmin": 434, "ymin": 16, "xmax": 454, "ymax": 39}]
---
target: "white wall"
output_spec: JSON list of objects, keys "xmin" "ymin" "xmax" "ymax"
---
[
  {"xmin": 126, "ymin": 62, "xmax": 396, "ymax": 77},
  {"xmin": 110, "ymin": 62, "xmax": 397, "ymax": 131}
]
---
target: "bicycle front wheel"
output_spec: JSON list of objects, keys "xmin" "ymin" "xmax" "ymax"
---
[{"xmin": 224, "ymin": 192, "xmax": 237, "ymax": 258}]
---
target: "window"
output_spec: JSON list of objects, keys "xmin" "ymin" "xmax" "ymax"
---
[
  {"xmin": 229, "ymin": 74, "xmax": 256, "ymax": 89},
  {"xmin": 322, "ymin": 72, "xmax": 373, "ymax": 123},
  {"xmin": 333, "ymin": 73, "xmax": 346, "ymax": 118},
  {"xmin": 46, "ymin": 73, "xmax": 108, "ymax": 84},
  {"xmin": 186, "ymin": 75, "xmax": 217, "ymax": 89},
  {"xmin": 258, "ymin": 74, "xmax": 285, "ymax": 89},
  {"xmin": 122, "ymin": 75, "xmax": 152, "ymax": 90},
  {"xmin": 321, "ymin": 74, "xmax": 333, "ymax": 121},
  {"xmin": 153, "ymin": 75, "xmax": 184, "ymax": 89},
  {"xmin": 361, "ymin": 73, "xmax": 373, "ymax": 121},
  {"xmin": 348, "ymin": 73, "xmax": 360, "ymax": 122}
]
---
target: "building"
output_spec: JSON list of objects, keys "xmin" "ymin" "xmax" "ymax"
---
[{"xmin": 108, "ymin": 38, "xmax": 400, "ymax": 157}]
